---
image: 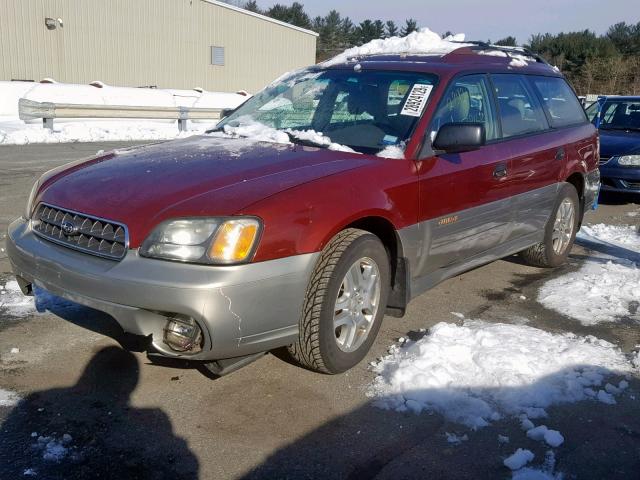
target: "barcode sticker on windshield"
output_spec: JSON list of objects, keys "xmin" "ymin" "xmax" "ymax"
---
[{"xmin": 400, "ymin": 84, "xmax": 433, "ymax": 117}]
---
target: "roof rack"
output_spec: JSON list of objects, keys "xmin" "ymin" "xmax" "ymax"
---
[{"xmin": 449, "ymin": 41, "xmax": 551, "ymax": 66}]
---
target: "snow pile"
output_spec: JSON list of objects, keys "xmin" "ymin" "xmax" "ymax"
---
[
  {"xmin": 445, "ymin": 432, "xmax": 468, "ymax": 444},
  {"xmin": 0, "ymin": 279, "xmax": 81, "ymax": 318},
  {"xmin": 369, "ymin": 320, "xmax": 633, "ymax": 428},
  {"xmin": 511, "ymin": 451, "xmax": 562, "ymax": 480},
  {"xmin": 504, "ymin": 448, "xmax": 535, "ymax": 470},
  {"xmin": 377, "ymin": 145, "xmax": 406, "ymax": 159},
  {"xmin": 34, "ymin": 434, "xmax": 74, "ymax": 462},
  {"xmin": 325, "ymin": 28, "xmax": 468, "ymax": 66},
  {"xmin": 213, "ymin": 117, "xmax": 358, "ymax": 153},
  {"xmin": 580, "ymin": 223, "xmax": 640, "ymax": 251},
  {"xmin": 0, "ymin": 387, "xmax": 21, "ymax": 407},
  {"xmin": 0, "ymin": 80, "xmax": 247, "ymax": 145},
  {"xmin": 0, "ymin": 280, "xmax": 34, "ymax": 317},
  {"xmin": 538, "ymin": 260, "xmax": 639, "ymax": 325},
  {"xmin": 0, "ymin": 80, "xmax": 246, "ymax": 117},
  {"xmin": 525, "ymin": 425, "xmax": 564, "ymax": 447}
]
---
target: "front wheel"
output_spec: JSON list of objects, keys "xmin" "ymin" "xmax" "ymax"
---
[
  {"xmin": 288, "ymin": 228, "xmax": 390, "ymax": 374},
  {"xmin": 520, "ymin": 183, "xmax": 579, "ymax": 268}
]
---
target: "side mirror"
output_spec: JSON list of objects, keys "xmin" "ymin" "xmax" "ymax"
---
[{"xmin": 432, "ymin": 123, "xmax": 486, "ymax": 154}]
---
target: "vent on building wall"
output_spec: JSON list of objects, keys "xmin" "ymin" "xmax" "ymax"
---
[{"xmin": 211, "ymin": 46, "xmax": 225, "ymax": 66}]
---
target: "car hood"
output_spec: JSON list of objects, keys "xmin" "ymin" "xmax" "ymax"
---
[
  {"xmin": 38, "ymin": 135, "xmax": 369, "ymax": 247},
  {"xmin": 599, "ymin": 129, "xmax": 640, "ymax": 158}
]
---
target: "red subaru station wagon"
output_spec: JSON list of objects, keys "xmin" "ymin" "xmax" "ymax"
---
[{"xmin": 7, "ymin": 43, "xmax": 599, "ymax": 375}]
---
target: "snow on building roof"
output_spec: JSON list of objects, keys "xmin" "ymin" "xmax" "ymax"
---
[
  {"xmin": 201, "ymin": 0, "xmax": 319, "ymax": 37},
  {"xmin": 324, "ymin": 28, "xmax": 470, "ymax": 66}
]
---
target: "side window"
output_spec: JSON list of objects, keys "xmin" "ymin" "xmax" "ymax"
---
[
  {"xmin": 430, "ymin": 74, "xmax": 498, "ymax": 141},
  {"xmin": 585, "ymin": 101, "xmax": 600, "ymax": 123},
  {"xmin": 491, "ymin": 74, "xmax": 548, "ymax": 138},
  {"xmin": 530, "ymin": 76, "xmax": 587, "ymax": 127}
]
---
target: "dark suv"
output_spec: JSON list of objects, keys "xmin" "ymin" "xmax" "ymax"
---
[{"xmin": 7, "ymin": 43, "xmax": 599, "ymax": 375}]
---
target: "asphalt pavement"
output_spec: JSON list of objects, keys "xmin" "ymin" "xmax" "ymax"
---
[{"xmin": 0, "ymin": 142, "xmax": 639, "ymax": 479}]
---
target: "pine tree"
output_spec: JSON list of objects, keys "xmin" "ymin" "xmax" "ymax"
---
[
  {"xmin": 495, "ymin": 36, "xmax": 517, "ymax": 46},
  {"xmin": 243, "ymin": 1, "xmax": 260, "ymax": 13},
  {"xmin": 373, "ymin": 20, "xmax": 385, "ymax": 39},
  {"xmin": 401, "ymin": 18, "xmax": 419, "ymax": 37},
  {"xmin": 385, "ymin": 20, "xmax": 398, "ymax": 38}
]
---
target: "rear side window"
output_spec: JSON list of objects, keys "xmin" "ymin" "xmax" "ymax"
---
[
  {"xmin": 531, "ymin": 76, "xmax": 587, "ymax": 127},
  {"xmin": 430, "ymin": 74, "xmax": 499, "ymax": 141},
  {"xmin": 491, "ymin": 74, "xmax": 548, "ymax": 138}
]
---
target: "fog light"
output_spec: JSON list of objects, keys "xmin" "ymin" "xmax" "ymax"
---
[{"xmin": 163, "ymin": 316, "xmax": 203, "ymax": 353}]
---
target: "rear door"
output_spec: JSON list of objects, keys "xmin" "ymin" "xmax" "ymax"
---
[
  {"xmin": 414, "ymin": 74, "xmax": 512, "ymax": 278},
  {"xmin": 489, "ymin": 73, "xmax": 559, "ymax": 241}
]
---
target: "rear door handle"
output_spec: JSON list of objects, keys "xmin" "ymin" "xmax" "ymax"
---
[
  {"xmin": 493, "ymin": 163, "xmax": 508, "ymax": 179},
  {"xmin": 555, "ymin": 147, "xmax": 565, "ymax": 160}
]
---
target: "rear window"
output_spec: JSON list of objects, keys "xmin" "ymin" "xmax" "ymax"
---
[
  {"xmin": 531, "ymin": 76, "xmax": 587, "ymax": 128},
  {"xmin": 491, "ymin": 74, "xmax": 548, "ymax": 138}
]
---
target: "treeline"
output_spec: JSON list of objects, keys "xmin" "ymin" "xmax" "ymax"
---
[{"xmin": 226, "ymin": 1, "xmax": 640, "ymax": 95}]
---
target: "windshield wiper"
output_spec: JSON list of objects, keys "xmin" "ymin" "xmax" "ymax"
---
[{"xmin": 284, "ymin": 131, "xmax": 330, "ymax": 149}]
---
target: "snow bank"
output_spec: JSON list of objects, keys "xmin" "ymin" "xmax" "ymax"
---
[
  {"xmin": 580, "ymin": 223, "xmax": 640, "ymax": 252},
  {"xmin": 538, "ymin": 259, "xmax": 640, "ymax": 325},
  {"xmin": 0, "ymin": 80, "xmax": 247, "ymax": 145},
  {"xmin": 369, "ymin": 320, "xmax": 632, "ymax": 428},
  {"xmin": 0, "ymin": 81, "xmax": 246, "ymax": 116},
  {"xmin": 324, "ymin": 28, "xmax": 468, "ymax": 66}
]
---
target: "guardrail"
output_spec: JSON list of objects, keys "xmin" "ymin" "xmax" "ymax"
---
[{"xmin": 18, "ymin": 98, "xmax": 223, "ymax": 132}]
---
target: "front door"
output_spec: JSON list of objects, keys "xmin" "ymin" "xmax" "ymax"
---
[{"xmin": 413, "ymin": 74, "xmax": 513, "ymax": 280}]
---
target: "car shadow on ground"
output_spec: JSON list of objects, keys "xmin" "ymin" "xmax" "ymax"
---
[
  {"xmin": 239, "ymin": 367, "xmax": 640, "ymax": 480},
  {"xmin": 0, "ymin": 346, "xmax": 199, "ymax": 479}
]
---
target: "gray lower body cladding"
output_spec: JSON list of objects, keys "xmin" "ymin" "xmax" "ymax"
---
[{"xmin": 6, "ymin": 217, "xmax": 318, "ymax": 361}]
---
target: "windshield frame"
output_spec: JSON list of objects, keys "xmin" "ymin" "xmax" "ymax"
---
[{"xmin": 214, "ymin": 67, "xmax": 440, "ymax": 155}]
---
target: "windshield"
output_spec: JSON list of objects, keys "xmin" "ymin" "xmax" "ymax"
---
[
  {"xmin": 598, "ymin": 100, "xmax": 640, "ymax": 131},
  {"xmin": 215, "ymin": 68, "xmax": 438, "ymax": 154}
]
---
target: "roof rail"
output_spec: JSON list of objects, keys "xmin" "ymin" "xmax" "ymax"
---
[{"xmin": 449, "ymin": 41, "xmax": 551, "ymax": 66}]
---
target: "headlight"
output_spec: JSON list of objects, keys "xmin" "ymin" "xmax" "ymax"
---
[
  {"xmin": 617, "ymin": 155, "xmax": 640, "ymax": 167},
  {"xmin": 24, "ymin": 179, "xmax": 41, "ymax": 219},
  {"xmin": 140, "ymin": 217, "xmax": 261, "ymax": 264}
]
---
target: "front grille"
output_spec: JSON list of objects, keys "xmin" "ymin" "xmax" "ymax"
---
[
  {"xmin": 598, "ymin": 156, "xmax": 611, "ymax": 165},
  {"xmin": 32, "ymin": 203, "xmax": 128, "ymax": 260}
]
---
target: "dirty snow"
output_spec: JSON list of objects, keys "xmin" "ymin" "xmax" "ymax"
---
[
  {"xmin": 0, "ymin": 387, "xmax": 21, "ymax": 407},
  {"xmin": 445, "ymin": 432, "xmax": 468, "ymax": 444},
  {"xmin": 369, "ymin": 320, "xmax": 633, "ymax": 428},
  {"xmin": 324, "ymin": 27, "xmax": 469, "ymax": 66},
  {"xmin": 34, "ymin": 434, "xmax": 74, "ymax": 462}
]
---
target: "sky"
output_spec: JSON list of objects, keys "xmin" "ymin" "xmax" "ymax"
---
[{"xmin": 256, "ymin": 0, "xmax": 640, "ymax": 44}]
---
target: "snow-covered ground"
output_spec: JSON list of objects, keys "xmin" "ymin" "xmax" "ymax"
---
[
  {"xmin": 369, "ymin": 319, "xmax": 634, "ymax": 427},
  {"xmin": 0, "ymin": 81, "xmax": 247, "ymax": 145},
  {"xmin": 539, "ymin": 223, "xmax": 640, "ymax": 326}
]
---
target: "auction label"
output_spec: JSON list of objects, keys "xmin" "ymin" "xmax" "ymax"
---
[{"xmin": 400, "ymin": 84, "xmax": 433, "ymax": 117}]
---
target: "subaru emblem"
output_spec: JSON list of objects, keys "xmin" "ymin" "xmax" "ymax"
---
[{"xmin": 61, "ymin": 220, "xmax": 79, "ymax": 235}]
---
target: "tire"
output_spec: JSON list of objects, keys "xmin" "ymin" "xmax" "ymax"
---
[
  {"xmin": 520, "ymin": 183, "xmax": 580, "ymax": 268},
  {"xmin": 288, "ymin": 228, "xmax": 391, "ymax": 374}
]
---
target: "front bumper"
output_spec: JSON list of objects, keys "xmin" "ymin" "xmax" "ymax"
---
[
  {"xmin": 599, "ymin": 161, "xmax": 640, "ymax": 194},
  {"xmin": 6, "ymin": 217, "xmax": 318, "ymax": 360}
]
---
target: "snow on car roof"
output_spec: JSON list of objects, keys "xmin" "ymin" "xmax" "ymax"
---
[{"xmin": 323, "ymin": 28, "xmax": 470, "ymax": 66}]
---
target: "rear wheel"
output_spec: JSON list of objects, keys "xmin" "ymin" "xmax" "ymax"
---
[
  {"xmin": 288, "ymin": 228, "xmax": 390, "ymax": 374},
  {"xmin": 520, "ymin": 183, "xmax": 579, "ymax": 268}
]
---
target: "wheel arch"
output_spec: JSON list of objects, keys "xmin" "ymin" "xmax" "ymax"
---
[
  {"xmin": 344, "ymin": 216, "xmax": 409, "ymax": 318},
  {"xmin": 565, "ymin": 171, "xmax": 586, "ymax": 226}
]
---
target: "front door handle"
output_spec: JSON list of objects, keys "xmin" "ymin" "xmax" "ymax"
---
[{"xmin": 493, "ymin": 163, "xmax": 508, "ymax": 179}]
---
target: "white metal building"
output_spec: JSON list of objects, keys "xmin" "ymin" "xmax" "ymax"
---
[{"xmin": 0, "ymin": 0, "xmax": 318, "ymax": 93}]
